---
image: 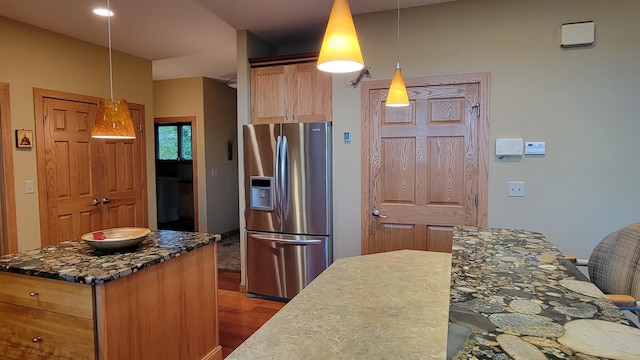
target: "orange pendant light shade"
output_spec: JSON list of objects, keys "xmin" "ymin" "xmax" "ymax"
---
[
  {"xmin": 317, "ymin": 0, "xmax": 364, "ymax": 73},
  {"xmin": 91, "ymin": 0, "xmax": 136, "ymax": 139},
  {"xmin": 386, "ymin": 65, "xmax": 409, "ymax": 107},
  {"xmin": 91, "ymin": 98, "xmax": 136, "ymax": 139}
]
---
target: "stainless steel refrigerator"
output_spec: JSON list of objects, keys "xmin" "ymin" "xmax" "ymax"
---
[{"xmin": 243, "ymin": 122, "xmax": 332, "ymax": 300}]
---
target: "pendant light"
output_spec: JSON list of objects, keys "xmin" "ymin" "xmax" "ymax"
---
[
  {"xmin": 91, "ymin": 0, "xmax": 136, "ymax": 139},
  {"xmin": 317, "ymin": 0, "xmax": 364, "ymax": 73},
  {"xmin": 385, "ymin": 0, "xmax": 409, "ymax": 107}
]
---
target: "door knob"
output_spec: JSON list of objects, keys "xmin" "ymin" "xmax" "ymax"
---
[
  {"xmin": 91, "ymin": 198, "xmax": 100, "ymax": 206},
  {"xmin": 372, "ymin": 209, "xmax": 388, "ymax": 218},
  {"xmin": 102, "ymin": 197, "xmax": 111, "ymax": 204}
]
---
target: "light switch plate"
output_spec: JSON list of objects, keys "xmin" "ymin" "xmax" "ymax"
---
[{"xmin": 25, "ymin": 180, "xmax": 35, "ymax": 194}]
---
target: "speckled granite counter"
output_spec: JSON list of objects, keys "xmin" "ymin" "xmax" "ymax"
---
[
  {"xmin": 451, "ymin": 226, "xmax": 640, "ymax": 360},
  {"xmin": 0, "ymin": 230, "xmax": 220, "ymax": 285},
  {"xmin": 227, "ymin": 250, "xmax": 452, "ymax": 360}
]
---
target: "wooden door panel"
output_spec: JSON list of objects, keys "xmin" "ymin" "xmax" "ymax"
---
[
  {"xmin": 427, "ymin": 136, "xmax": 465, "ymax": 205},
  {"xmin": 44, "ymin": 99, "xmax": 100, "ymax": 245},
  {"xmin": 426, "ymin": 226, "xmax": 453, "ymax": 253},
  {"xmin": 366, "ymin": 80, "xmax": 484, "ymax": 255},
  {"xmin": 104, "ymin": 203, "xmax": 138, "ymax": 229},
  {"xmin": 101, "ymin": 137, "xmax": 143, "ymax": 229},
  {"xmin": 381, "ymin": 137, "xmax": 416, "ymax": 203},
  {"xmin": 371, "ymin": 223, "xmax": 427, "ymax": 253}
]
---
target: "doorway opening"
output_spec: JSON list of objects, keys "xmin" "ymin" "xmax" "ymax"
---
[{"xmin": 155, "ymin": 116, "xmax": 197, "ymax": 231}]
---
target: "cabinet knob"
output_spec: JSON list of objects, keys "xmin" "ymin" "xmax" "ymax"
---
[
  {"xmin": 29, "ymin": 291, "xmax": 39, "ymax": 297},
  {"xmin": 32, "ymin": 336, "xmax": 42, "ymax": 343}
]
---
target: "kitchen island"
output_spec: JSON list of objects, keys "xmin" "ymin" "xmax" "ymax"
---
[
  {"xmin": 0, "ymin": 230, "xmax": 221, "ymax": 360},
  {"xmin": 228, "ymin": 227, "xmax": 640, "ymax": 360}
]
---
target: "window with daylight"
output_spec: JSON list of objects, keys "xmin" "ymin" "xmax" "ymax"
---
[{"xmin": 156, "ymin": 123, "xmax": 192, "ymax": 161}]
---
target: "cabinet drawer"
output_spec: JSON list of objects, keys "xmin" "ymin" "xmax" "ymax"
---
[
  {"xmin": 0, "ymin": 272, "xmax": 93, "ymax": 319},
  {"xmin": 0, "ymin": 302, "xmax": 95, "ymax": 359}
]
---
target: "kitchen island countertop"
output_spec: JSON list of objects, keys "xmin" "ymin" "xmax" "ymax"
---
[
  {"xmin": 451, "ymin": 226, "xmax": 640, "ymax": 359},
  {"xmin": 227, "ymin": 249, "xmax": 453, "ymax": 360},
  {"xmin": 0, "ymin": 230, "xmax": 220, "ymax": 285}
]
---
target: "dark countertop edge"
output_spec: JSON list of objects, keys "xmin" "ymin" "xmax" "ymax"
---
[{"xmin": 0, "ymin": 234, "xmax": 219, "ymax": 286}]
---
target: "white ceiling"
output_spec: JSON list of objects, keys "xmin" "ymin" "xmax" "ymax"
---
[{"xmin": 0, "ymin": 0, "xmax": 452, "ymax": 81}]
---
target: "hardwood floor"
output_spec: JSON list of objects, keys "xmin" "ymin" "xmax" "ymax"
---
[{"xmin": 218, "ymin": 271, "xmax": 286, "ymax": 358}]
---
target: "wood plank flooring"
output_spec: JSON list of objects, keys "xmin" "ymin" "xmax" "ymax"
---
[{"xmin": 218, "ymin": 271, "xmax": 286, "ymax": 358}]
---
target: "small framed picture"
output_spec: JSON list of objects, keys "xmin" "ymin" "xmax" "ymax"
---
[{"xmin": 16, "ymin": 129, "xmax": 33, "ymax": 148}]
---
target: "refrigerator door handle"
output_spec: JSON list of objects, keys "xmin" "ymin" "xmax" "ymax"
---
[
  {"xmin": 251, "ymin": 234, "xmax": 322, "ymax": 245},
  {"xmin": 274, "ymin": 135, "xmax": 282, "ymax": 221},
  {"xmin": 281, "ymin": 135, "xmax": 289, "ymax": 220}
]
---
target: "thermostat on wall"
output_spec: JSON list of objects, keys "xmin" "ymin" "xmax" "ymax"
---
[{"xmin": 525, "ymin": 141, "xmax": 546, "ymax": 155}]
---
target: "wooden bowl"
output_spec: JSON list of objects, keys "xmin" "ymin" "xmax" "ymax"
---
[{"xmin": 81, "ymin": 227, "xmax": 151, "ymax": 251}]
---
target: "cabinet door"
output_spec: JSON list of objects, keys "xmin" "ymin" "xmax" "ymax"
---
[
  {"xmin": 0, "ymin": 302, "xmax": 95, "ymax": 360},
  {"xmin": 251, "ymin": 66, "xmax": 289, "ymax": 124},
  {"xmin": 290, "ymin": 62, "xmax": 332, "ymax": 122}
]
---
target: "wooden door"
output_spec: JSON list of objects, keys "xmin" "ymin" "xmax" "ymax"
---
[
  {"xmin": 99, "ymin": 104, "xmax": 147, "ymax": 228},
  {"xmin": 291, "ymin": 62, "xmax": 332, "ymax": 122},
  {"xmin": 251, "ymin": 65, "xmax": 288, "ymax": 123},
  {"xmin": 361, "ymin": 74, "xmax": 489, "ymax": 254},
  {"xmin": 41, "ymin": 98, "xmax": 101, "ymax": 246},
  {"xmin": 37, "ymin": 90, "xmax": 148, "ymax": 246}
]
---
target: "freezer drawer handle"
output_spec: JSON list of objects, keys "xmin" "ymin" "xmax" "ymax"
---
[{"xmin": 252, "ymin": 235, "xmax": 322, "ymax": 245}]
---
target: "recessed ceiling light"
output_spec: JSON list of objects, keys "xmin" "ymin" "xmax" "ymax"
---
[{"xmin": 93, "ymin": 8, "xmax": 114, "ymax": 17}]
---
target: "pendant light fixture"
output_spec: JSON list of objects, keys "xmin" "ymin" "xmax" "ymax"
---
[
  {"xmin": 317, "ymin": 0, "xmax": 365, "ymax": 73},
  {"xmin": 385, "ymin": 0, "xmax": 409, "ymax": 107},
  {"xmin": 91, "ymin": 0, "xmax": 136, "ymax": 139}
]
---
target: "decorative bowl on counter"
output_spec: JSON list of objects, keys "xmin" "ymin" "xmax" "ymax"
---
[{"xmin": 81, "ymin": 227, "xmax": 151, "ymax": 251}]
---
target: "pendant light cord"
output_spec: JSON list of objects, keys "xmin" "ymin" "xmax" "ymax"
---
[
  {"xmin": 107, "ymin": 0, "xmax": 114, "ymax": 101},
  {"xmin": 396, "ymin": 0, "xmax": 401, "ymax": 69}
]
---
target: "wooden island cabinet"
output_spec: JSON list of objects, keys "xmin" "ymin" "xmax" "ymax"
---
[
  {"xmin": 0, "ymin": 231, "xmax": 221, "ymax": 360},
  {"xmin": 250, "ymin": 58, "xmax": 332, "ymax": 124}
]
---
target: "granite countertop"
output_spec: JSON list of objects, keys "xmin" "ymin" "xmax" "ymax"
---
[
  {"xmin": 451, "ymin": 226, "xmax": 640, "ymax": 360},
  {"xmin": 227, "ymin": 250, "xmax": 453, "ymax": 360},
  {"xmin": 0, "ymin": 230, "xmax": 220, "ymax": 285}
]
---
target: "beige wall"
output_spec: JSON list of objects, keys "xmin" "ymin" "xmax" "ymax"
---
[
  {"xmin": 154, "ymin": 77, "xmax": 239, "ymax": 234},
  {"xmin": 153, "ymin": 78, "xmax": 206, "ymax": 230},
  {"xmin": 0, "ymin": 17, "xmax": 153, "ymax": 251},
  {"xmin": 329, "ymin": 0, "xmax": 640, "ymax": 259},
  {"xmin": 203, "ymin": 77, "xmax": 239, "ymax": 234}
]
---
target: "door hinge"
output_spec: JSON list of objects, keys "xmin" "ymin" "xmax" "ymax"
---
[
  {"xmin": 43, "ymin": 114, "xmax": 47, "ymax": 124},
  {"xmin": 471, "ymin": 104, "xmax": 480, "ymax": 118},
  {"xmin": 46, "ymin": 189, "xmax": 49, "ymax": 200},
  {"xmin": 475, "ymin": 194, "xmax": 478, "ymax": 208}
]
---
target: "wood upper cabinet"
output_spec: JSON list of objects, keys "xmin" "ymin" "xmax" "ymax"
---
[{"xmin": 251, "ymin": 62, "xmax": 332, "ymax": 124}]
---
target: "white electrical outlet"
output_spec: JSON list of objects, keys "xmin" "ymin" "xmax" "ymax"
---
[{"xmin": 508, "ymin": 181, "xmax": 525, "ymax": 197}]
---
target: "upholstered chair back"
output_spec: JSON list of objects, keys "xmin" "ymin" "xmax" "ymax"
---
[{"xmin": 588, "ymin": 222, "xmax": 640, "ymax": 301}]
